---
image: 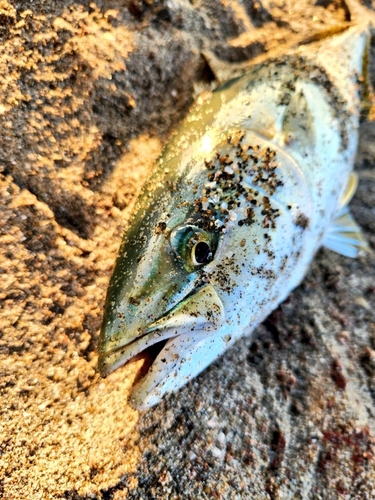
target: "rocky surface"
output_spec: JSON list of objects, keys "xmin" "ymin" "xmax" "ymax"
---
[{"xmin": 0, "ymin": 0, "xmax": 375, "ymax": 498}]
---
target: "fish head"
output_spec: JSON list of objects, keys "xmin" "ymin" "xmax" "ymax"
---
[
  {"xmin": 97, "ymin": 25, "xmax": 371, "ymax": 409},
  {"xmin": 98, "ymin": 215, "xmax": 225, "ymax": 376},
  {"xmin": 98, "ymin": 117, "xmax": 312, "ymax": 409}
]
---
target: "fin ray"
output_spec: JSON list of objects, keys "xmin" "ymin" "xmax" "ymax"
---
[
  {"xmin": 338, "ymin": 173, "xmax": 358, "ymax": 210},
  {"xmin": 323, "ymin": 205, "xmax": 369, "ymax": 258}
]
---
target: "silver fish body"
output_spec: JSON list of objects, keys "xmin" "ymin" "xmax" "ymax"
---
[{"xmin": 98, "ymin": 27, "xmax": 368, "ymax": 410}]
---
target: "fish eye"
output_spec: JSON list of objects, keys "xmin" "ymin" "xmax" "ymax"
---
[
  {"xmin": 192, "ymin": 240, "xmax": 212, "ymax": 265},
  {"xmin": 170, "ymin": 225, "xmax": 217, "ymax": 272}
]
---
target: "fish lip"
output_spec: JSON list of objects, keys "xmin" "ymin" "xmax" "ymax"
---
[
  {"xmin": 98, "ymin": 325, "xmax": 180, "ymax": 377},
  {"xmin": 98, "ymin": 283, "xmax": 225, "ymax": 378},
  {"xmin": 100, "ymin": 322, "xmax": 162, "ymax": 358}
]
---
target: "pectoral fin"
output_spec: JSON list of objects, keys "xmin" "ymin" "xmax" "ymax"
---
[{"xmin": 322, "ymin": 206, "xmax": 369, "ymax": 258}]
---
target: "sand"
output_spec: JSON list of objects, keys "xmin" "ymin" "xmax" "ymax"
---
[{"xmin": 1, "ymin": 0, "xmax": 375, "ymax": 498}]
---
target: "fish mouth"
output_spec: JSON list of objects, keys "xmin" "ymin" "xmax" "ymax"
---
[{"xmin": 98, "ymin": 284, "xmax": 225, "ymax": 379}]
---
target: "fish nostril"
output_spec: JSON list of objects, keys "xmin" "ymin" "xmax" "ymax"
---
[{"xmin": 128, "ymin": 296, "xmax": 141, "ymax": 306}]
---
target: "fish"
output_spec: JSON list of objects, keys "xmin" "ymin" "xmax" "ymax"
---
[{"xmin": 98, "ymin": 25, "xmax": 370, "ymax": 410}]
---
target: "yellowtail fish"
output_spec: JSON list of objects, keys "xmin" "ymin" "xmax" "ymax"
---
[{"xmin": 98, "ymin": 26, "xmax": 369, "ymax": 410}]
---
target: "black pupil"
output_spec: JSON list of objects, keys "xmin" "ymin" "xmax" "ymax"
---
[{"xmin": 194, "ymin": 241, "xmax": 211, "ymax": 264}]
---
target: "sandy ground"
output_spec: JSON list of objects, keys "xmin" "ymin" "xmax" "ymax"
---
[{"xmin": 1, "ymin": 0, "xmax": 375, "ymax": 498}]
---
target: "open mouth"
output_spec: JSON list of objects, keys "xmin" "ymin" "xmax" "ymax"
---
[
  {"xmin": 109, "ymin": 338, "xmax": 172, "ymax": 389},
  {"xmin": 98, "ymin": 324, "xmax": 183, "ymax": 378},
  {"xmin": 98, "ymin": 284, "xmax": 225, "ymax": 380}
]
